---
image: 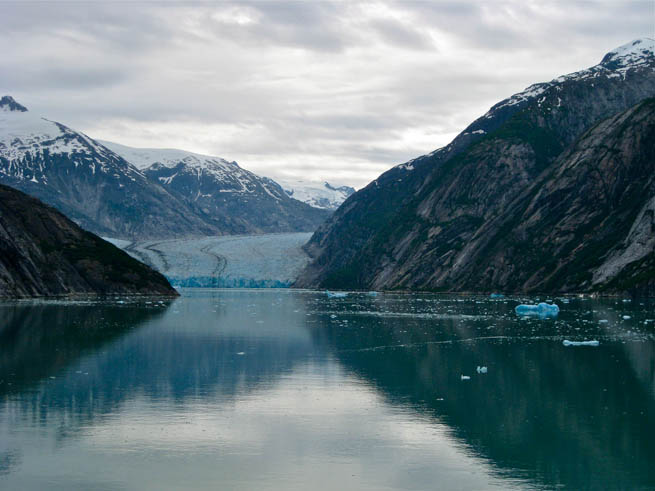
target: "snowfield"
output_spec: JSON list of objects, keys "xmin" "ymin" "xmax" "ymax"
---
[
  {"xmin": 106, "ymin": 233, "xmax": 312, "ymax": 288},
  {"xmin": 277, "ymin": 178, "xmax": 355, "ymax": 210}
]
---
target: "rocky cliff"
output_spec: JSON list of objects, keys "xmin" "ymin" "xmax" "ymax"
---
[
  {"xmin": 296, "ymin": 39, "xmax": 655, "ymax": 296},
  {"xmin": 0, "ymin": 183, "xmax": 177, "ymax": 298}
]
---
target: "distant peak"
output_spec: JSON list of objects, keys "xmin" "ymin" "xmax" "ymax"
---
[
  {"xmin": 601, "ymin": 38, "xmax": 655, "ymax": 68},
  {"xmin": 0, "ymin": 95, "xmax": 28, "ymax": 112}
]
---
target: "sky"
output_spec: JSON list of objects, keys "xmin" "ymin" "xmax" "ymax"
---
[{"xmin": 1, "ymin": 1, "xmax": 654, "ymax": 188}]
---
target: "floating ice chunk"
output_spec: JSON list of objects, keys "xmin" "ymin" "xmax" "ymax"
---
[
  {"xmin": 515, "ymin": 302, "xmax": 560, "ymax": 317},
  {"xmin": 476, "ymin": 366, "xmax": 488, "ymax": 374},
  {"xmin": 326, "ymin": 291, "xmax": 348, "ymax": 298},
  {"xmin": 599, "ymin": 319, "xmax": 609, "ymax": 323},
  {"xmin": 622, "ymin": 315, "xmax": 631, "ymax": 320},
  {"xmin": 563, "ymin": 340, "xmax": 599, "ymax": 347},
  {"xmin": 490, "ymin": 293, "xmax": 504, "ymax": 299},
  {"xmin": 330, "ymin": 314, "xmax": 337, "ymax": 319},
  {"xmin": 367, "ymin": 291, "xmax": 378, "ymax": 297},
  {"xmin": 460, "ymin": 375, "xmax": 471, "ymax": 381},
  {"xmin": 236, "ymin": 352, "xmax": 245, "ymax": 355}
]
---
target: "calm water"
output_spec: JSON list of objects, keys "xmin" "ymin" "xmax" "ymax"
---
[{"xmin": 1, "ymin": 290, "xmax": 654, "ymax": 490}]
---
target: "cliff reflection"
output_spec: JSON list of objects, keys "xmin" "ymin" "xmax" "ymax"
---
[{"xmin": 312, "ymin": 295, "xmax": 655, "ymax": 490}]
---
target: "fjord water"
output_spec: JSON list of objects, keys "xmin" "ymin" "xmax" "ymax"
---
[{"xmin": 1, "ymin": 291, "xmax": 654, "ymax": 490}]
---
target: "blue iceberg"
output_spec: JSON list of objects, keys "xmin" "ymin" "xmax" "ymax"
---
[{"xmin": 515, "ymin": 302, "xmax": 560, "ymax": 318}]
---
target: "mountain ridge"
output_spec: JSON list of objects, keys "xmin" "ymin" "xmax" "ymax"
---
[
  {"xmin": 296, "ymin": 38, "xmax": 655, "ymax": 295},
  {"xmin": 0, "ymin": 103, "xmax": 329, "ymax": 238},
  {"xmin": 101, "ymin": 140, "xmax": 331, "ymax": 234}
]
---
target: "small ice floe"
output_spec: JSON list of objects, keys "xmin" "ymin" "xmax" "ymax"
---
[
  {"xmin": 563, "ymin": 340, "xmax": 599, "ymax": 347},
  {"xmin": 330, "ymin": 314, "xmax": 338, "ymax": 319},
  {"xmin": 476, "ymin": 366, "xmax": 488, "ymax": 374},
  {"xmin": 326, "ymin": 291, "xmax": 348, "ymax": 298},
  {"xmin": 490, "ymin": 293, "xmax": 504, "ymax": 299},
  {"xmin": 599, "ymin": 319, "xmax": 609, "ymax": 324},
  {"xmin": 622, "ymin": 315, "xmax": 631, "ymax": 320},
  {"xmin": 367, "ymin": 291, "xmax": 379, "ymax": 297},
  {"xmin": 236, "ymin": 352, "xmax": 245, "ymax": 356},
  {"xmin": 461, "ymin": 375, "xmax": 471, "ymax": 381},
  {"xmin": 515, "ymin": 302, "xmax": 560, "ymax": 318}
]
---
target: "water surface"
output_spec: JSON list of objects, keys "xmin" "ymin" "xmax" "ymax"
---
[{"xmin": 1, "ymin": 290, "xmax": 654, "ymax": 490}]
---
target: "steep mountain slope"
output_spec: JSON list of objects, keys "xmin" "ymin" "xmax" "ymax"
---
[
  {"xmin": 389, "ymin": 98, "xmax": 655, "ymax": 294},
  {"xmin": 277, "ymin": 179, "xmax": 355, "ymax": 210},
  {"xmin": 100, "ymin": 141, "xmax": 330, "ymax": 233},
  {"xmin": 296, "ymin": 38, "xmax": 655, "ymax": 295},
  {"xmin": 0, "ymin": 183, "xmax": 177, "ymax": 298},
  {"xmin": 0, "ymin": 96, "xmax": 218, "ymax": 239}
]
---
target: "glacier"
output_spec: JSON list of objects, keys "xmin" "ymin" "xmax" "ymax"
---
[{"xmin": 106, "ymin": 233, "xmax": 312, "ymax": 288}]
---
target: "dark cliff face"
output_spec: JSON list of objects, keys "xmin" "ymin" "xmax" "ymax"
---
[
  {"xmin": 296, "ymin": 40, "xmax": 655, "ymax": 295},
  {"xmin": 387, "ymin": 98, "xmax": 655, "ymax": 295},
  {"xmin": 0, "ymin": 184, "xmax": 178, "ymax": 298}
]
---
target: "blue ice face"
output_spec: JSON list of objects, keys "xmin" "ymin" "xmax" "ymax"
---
[{"xmin": 515, "ymin": 302, "xmax": 560, "ymax": 318}]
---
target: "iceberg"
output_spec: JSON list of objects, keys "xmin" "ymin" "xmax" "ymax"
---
[
  {"xmin": 476, "ymin": 366, "xmax": 488, "ymax": 374},
  {"xmin": 563, "ymin": 340, "xmax": 599, "ymax": 347},
  {"xmin": 326, "ymin": 291, "xmax": 348, "ymax": 298},
  {"xmin": 489, "ymin": 293, "xmax": 505, "ymax": 299},
  {"xmin": 515, "ymin": 302, "xmax": 560, "ymax": 318}
]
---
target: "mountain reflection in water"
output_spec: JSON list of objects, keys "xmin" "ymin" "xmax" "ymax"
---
[{"xmin": 0, "ymin": 290, "xmax": 653, "ymax": 490}]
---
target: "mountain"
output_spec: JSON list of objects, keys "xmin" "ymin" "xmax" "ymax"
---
[
  {"xmin": 277, "ymin": 179, "xmax": 355, "ymax": 210},
  {"xmin": 296, "ymin": 38, "xmax": 655, "ymax": 296},
  {"xmin": 0, "ymin": 96, "xmax": 219, "ymax": 239},
  {"xmin": 0, "ymin": 98, "xmax": 329, "ymax": 238},
  {"xmin": 0, "ymin": 183, "xmax": 177, "ymax": 298},
  {"xmin": 100, "ymin": 141, "xmax": 330, "ymax": 234}
]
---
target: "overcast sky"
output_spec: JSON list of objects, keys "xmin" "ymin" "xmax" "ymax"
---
[{"xmin": 1, "ymin": 1, "xmax": 653, "ymax": 187}]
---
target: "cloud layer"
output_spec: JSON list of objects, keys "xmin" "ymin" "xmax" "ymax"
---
[{"xmin": 1, "ymin": 1, "xmax": 652, "ymax": 187}]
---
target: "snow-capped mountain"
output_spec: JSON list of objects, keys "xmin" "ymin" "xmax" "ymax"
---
[
  {"xmin": 277, "ymin": 179, "xmax": 355, "ymax": 210},
  {"xmin": 0, "ymin": 97, "xmax": 328, "ymax": 238},
  {"xmin": 100, "ymin": 141, "xmax": 330, "ymax": 234},
  {"xmin": 0, "ymin": 96, "xmax": 219, "ymax": 239}
]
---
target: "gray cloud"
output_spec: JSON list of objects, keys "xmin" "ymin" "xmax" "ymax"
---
[{"xmin": 0, "ymin": 0, "xmax": 651, "ymax": 188}]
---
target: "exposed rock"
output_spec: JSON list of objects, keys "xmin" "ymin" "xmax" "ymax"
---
[
  {"xmin": 0, "ymin": 183, "xmax": 178, "ymax": 298},
  {"xmin": 296, "ymin": 39, "xmax": 655, "ymax": 296}
]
